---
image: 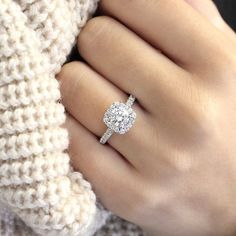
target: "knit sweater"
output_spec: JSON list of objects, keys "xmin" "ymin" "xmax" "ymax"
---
[{"xmin": 0, "ymin": 0, "xmax": 144, "ymax": 235}]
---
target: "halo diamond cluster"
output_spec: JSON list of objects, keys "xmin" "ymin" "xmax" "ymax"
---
[
  {"xmin": 103, "ymin": 102, "xmax": 136, "ymax": 134},
  {"xmin": 100, "ymin": 95, "xmax": 136, "ymax": 144}
]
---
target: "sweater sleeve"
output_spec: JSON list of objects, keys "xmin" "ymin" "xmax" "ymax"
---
[{"xmin": 0, "ymin": 0, "xmax": 110, "ymax": 235}]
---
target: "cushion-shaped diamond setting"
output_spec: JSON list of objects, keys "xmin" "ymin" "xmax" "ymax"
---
[{"xmin": 103, "ymin": 102, "xmax": 136, "ymax": 134}]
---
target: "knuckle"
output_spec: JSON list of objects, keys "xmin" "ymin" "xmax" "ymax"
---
[
  {"xmin": 202, "ymin": 48, "xmax": 236, "ymax": 90},
  {"xmin": 77, "ymin": 16, "xmax": 113, "ymax": 51},
  {"xmin": 219, "ymin": 52, "xmax": 236, "ymax": 78},
  {"xmin": 209, "ymin": 45, "xmax": 236, "ymax": 76},
  {"xmin": 130, "ymin": 185, "xmax": 158, "ymax": 221}
]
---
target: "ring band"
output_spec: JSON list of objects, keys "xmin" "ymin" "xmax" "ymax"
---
[{"xmin": 100, "ymin": 95, "xmax": 137, "ymax": 144}]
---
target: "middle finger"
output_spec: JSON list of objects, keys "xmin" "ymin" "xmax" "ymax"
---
[{"xmin": 77, "ymin": 16, "xmax": 191, "ymax": 114}]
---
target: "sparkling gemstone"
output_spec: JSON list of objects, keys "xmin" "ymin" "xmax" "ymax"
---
[{"xmin": 103, "ymin": 102, "xmax": 136, "ymax": 134}]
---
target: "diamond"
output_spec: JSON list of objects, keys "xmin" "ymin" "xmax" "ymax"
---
[{"xmin": 103, "ymin": 102, "xmax": 136, "ymax": 134}]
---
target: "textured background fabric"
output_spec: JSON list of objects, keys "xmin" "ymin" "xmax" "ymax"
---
[{"xmin": 0, "ymin": 0, "xmax": 110, "ymax": 235}]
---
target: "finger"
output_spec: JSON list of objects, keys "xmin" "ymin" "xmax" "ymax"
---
[
  {"xmin": 57, "ymin": 62, "xmax": 151, "ymax": 169},
  {"xmin": 100, "ymin": 0, "xmax": 230, "ymax": 69},
  {"xmin": 185, "ymin": 0, "xmax": 236, "ymax": 39},
  {"xmin": 77, "ymin": 16, "xmax": 191, "ymax": 114},
  {"xmin": 185, "ymin": 0, "xmax": 223, "ymax": 25},
  {"xmin": 64, "ymin": 114, "xmax": 144, "ymax": 220}
]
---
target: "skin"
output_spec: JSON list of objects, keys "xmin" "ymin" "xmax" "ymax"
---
[{"xmin": 56, "ymin": 0, "xmax": 236, "ymax": 235}]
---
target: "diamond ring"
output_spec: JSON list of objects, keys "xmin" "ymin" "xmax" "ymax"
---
[{"xmin": 100, "ymin": 95, "xmax": 137, "ymax": 144}]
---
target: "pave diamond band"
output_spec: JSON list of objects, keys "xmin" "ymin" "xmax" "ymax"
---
[
  {"xmin": 99, "ymin": 128, "xmax": 114, "ymax": 145},
  {"xmin": 100, "ymin": 95, "xmax": 136, "ymax": 144}
]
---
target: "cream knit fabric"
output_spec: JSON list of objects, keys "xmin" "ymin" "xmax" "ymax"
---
[
  {"xmin": 0, "ymin": 0, "xmax": 111, "ymax": 235},
  {"xmin": 0, "ymin": 201, "xmax": 145, "ymax": 236}
]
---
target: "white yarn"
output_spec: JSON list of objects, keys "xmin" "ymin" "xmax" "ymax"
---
[{"xmin": 0, "ymin": 0, "xmax": 111, "ymax": 235}]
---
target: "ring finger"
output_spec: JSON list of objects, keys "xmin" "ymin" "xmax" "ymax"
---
[{"xmin": 57, "ymin": 61, "xmax": 152, "ymax": 168}]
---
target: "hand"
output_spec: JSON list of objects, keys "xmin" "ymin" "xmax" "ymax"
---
[{"xmin": 57, "ymin": 0, "xmax": 236, "ymax": 235}]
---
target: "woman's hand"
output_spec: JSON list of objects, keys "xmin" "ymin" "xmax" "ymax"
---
[{"xmin": 57, "ymin": 0, "xmax": 236, "ymax": 235}]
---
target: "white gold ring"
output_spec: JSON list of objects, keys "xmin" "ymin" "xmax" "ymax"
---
[{"xmin": 100, "ymin": 95, "xmax": 137, "ymax": 144}]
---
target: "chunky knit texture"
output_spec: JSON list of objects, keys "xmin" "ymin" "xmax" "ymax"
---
[
  {"xmin": 0, "ymin": 201, "xmax": 145, "ymax": 236},
  {"xmin": 0, "ymin": 0, "xmax": 112, "ymax": 235}
]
